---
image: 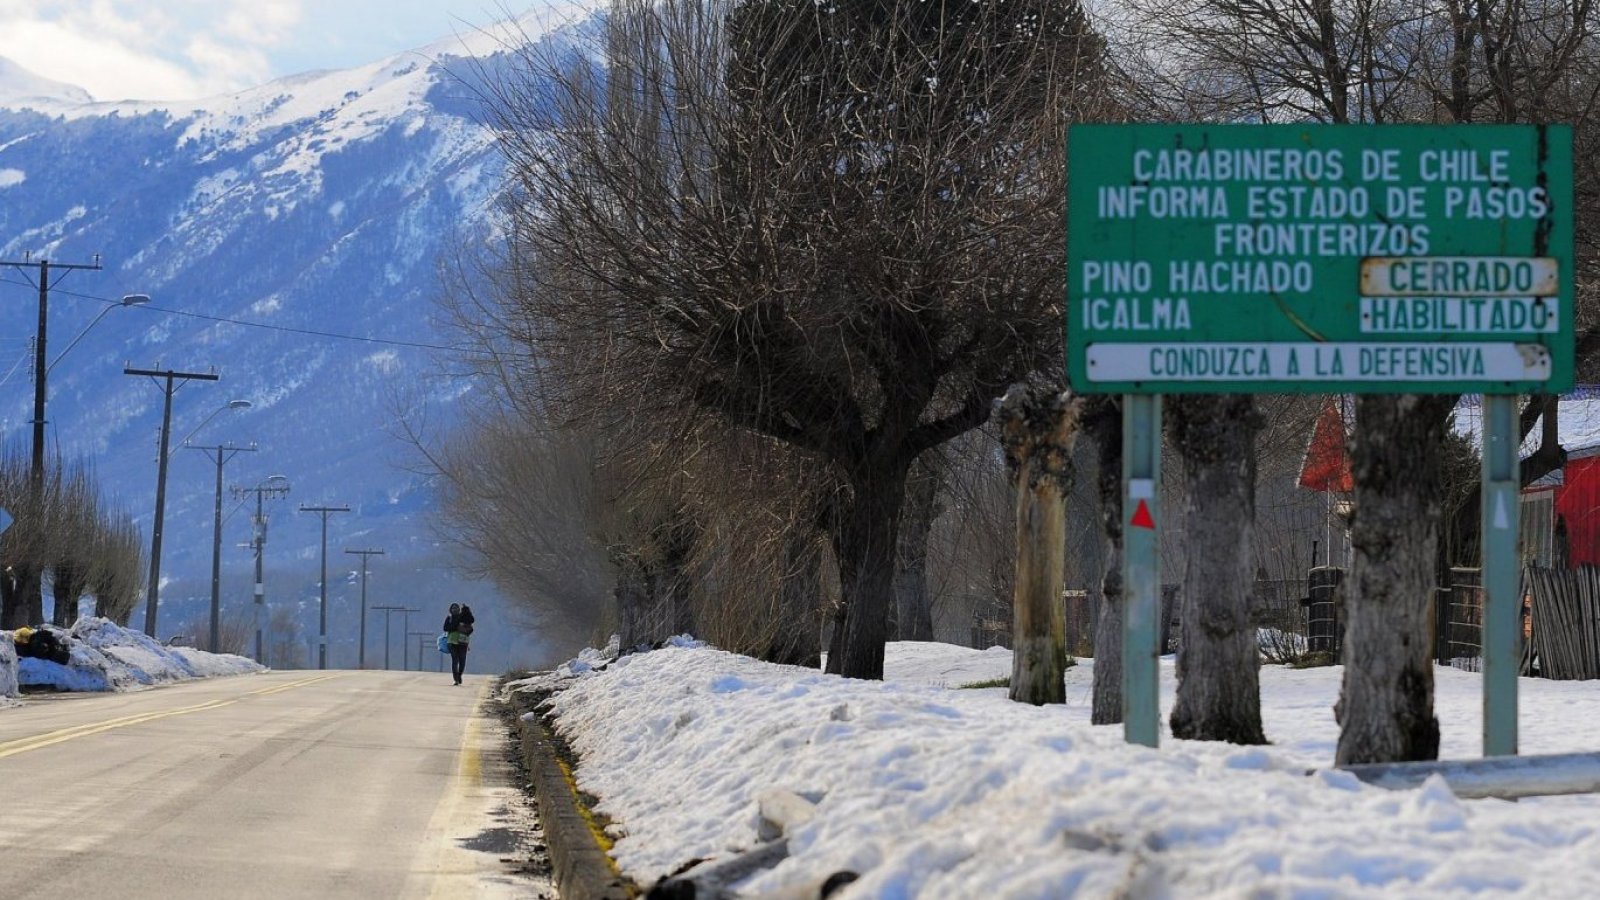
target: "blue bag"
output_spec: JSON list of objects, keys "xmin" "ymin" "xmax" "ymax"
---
[{"xmin": 437, "ymin": 633, "xmax": 449, "ymax": 653}]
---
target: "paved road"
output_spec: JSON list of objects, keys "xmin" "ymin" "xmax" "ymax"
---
[{"xmin": 0, "ymin": 671, "xmax": 549, "ymax": 899}]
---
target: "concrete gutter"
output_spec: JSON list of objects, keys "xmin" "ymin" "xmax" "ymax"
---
[{"xmin": 509, "ymin": 688, "xmax": 635, "ymax": 900}]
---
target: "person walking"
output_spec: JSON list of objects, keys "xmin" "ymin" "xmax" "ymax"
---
[{"xmin": 443, "ymin": 602, "xmax": 475, "ymax": 685}]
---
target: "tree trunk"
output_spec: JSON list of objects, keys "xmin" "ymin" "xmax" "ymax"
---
[
  {"xmin": 616, "ymin": 560, "xmax": 651, "ymax": 651},
  {"xmin": 53, "ymin": 564, "xmax": 87, "ymax": 628},
  {"xmin": 893, "ymin": 456, "xmax": 940, "ymax": 642},
  {"xmin": 0, "ymin": 567, "xmax": 17, "ymax": 629},
  {"xmin": 769, "ymin": 529, "xmax": 823, "ymax": 667},
  {"xmin": 833, "ymin": 465, "xmax": 909, "ymax": 680},
  {"xmin": 824, "ymin": 605, "xmax": 848, "ymax": 674},
  {"xmin": 3, "ymin": 564, "xmax": 43, "ymax": 629},
  {"xmin": 1168, "ymin": 394, "xmax": 1266, "ymax": 744},
  {"xmin": 1336, "ymin": 394, "xmax": 1451, "ymax": 765},
  {"xmin": 660, "ymin": 520, "xmax": 697, "ymax": 638},
  {"xmin": 1000, "ymin": 387, "xmax": 1080, "ymax": 705},
  {"xmin": 1083, "ymin": 397, "xmax": 1124, "ymax": 725}
]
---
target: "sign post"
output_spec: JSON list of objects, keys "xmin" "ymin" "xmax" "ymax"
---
[
  {"xmin": 1067, "ymin": 124, "xmax": 1572, "ymax": 753},
  {"xmin": 1482, "ymin": 394, "xmax": 1520, "ymax": 755},
  {"xmin": 1122, "ymin": 394, "xmax": 1162, "ymax": 747}
]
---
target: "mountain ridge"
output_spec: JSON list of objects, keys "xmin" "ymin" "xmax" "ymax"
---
[{"xmin": 0, "ymin": 7, "xmax": 606, "ymax": 667}]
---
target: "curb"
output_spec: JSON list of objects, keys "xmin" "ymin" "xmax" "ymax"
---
[{"xmin": 510, "ymin": 688, "xmax": 635, "ymax": 900}]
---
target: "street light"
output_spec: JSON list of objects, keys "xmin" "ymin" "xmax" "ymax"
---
[
  {"xmin": 184, "ymin": 398, "xmax": 255, "ymax": 653},
  {"xmin": 180, "ymin": 398, "xmax": 252, "ymax": 447},
  {"xmin": 47, "ymin": 294, "xmax": 149, "ymax": 372},
  {"xmin": 235, "ymin": 474, "xmax": 289, "ymax": 662}
]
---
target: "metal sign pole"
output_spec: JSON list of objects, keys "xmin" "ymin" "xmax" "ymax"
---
[
  {"xmin": 1122, "ymin": 393, "xmax": 1162, "ymax": 747},
  {"xmin": 1482, "ymin": 393, "xmax": 1520, "ymax": 756}
]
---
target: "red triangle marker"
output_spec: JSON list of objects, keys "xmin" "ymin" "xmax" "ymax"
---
[{"xmin": 1130, "ymin": 499, "xmax": 1155, "ymax": 530}]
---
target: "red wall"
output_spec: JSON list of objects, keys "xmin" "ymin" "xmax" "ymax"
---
[{"xmin": 1556, "ymin": 456, "xmax": 1600, "ymax": 566}]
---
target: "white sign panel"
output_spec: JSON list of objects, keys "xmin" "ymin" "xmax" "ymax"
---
[{"xmin": 1085, "ymin": 342, "xmax": 1551, "ymax": 383}]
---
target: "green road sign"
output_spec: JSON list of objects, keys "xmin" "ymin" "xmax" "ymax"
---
[{"xmin": 1067, "ymin": 124, "xmax": 1573, "ymax": 394}]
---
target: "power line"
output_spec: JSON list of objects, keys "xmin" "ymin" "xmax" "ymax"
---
[{"xmin": 0, "ymin": 278, "xmax": 467, "ymax": 353}]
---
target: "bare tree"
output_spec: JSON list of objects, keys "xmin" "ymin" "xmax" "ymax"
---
[
  {"xmin": 0, "ymin": 444, "xmax": 61, "ymax": 628},
  {"xmin": 267, "ymin": 604, "xmax": 306, "ymax": 670},
  {"xmin": 48, "ymin": 462, "xmax": 100, "ymax": 627},
  {"xmin": 482, "ymin": 0, "xmax": 1107, "ymax": 679},
  {"xmin": 89, "ymin": 513, "xmax": 143, "ymax": 625}
]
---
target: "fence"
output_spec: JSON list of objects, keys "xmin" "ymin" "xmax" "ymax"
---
[
  {"xmin": 1524, "ymin": 567, "xmax": 1600, "ymax": 680},
  {"xmin": 1253, "ymin": 577, "xmax": 1313, "ymax": 661},
  {"xmin": 971, "ymin": 577, "xmax": 1316, "ymax": 659},
  {"xmin": 1448, "ymin": 567, "xmax": 1485, "ymax": 673},
  {"xmin": 1304, "ymin": 567, "xmax": 1342, "ymax": 657}
]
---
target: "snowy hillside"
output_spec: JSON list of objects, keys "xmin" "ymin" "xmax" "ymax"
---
[
  {"xmin": 0, "ymin": 6, "xmax": 606, "ymax": 666},
  {"xmin": 0, "ymin": 57, "xmax": 92, "ymax": 107}
]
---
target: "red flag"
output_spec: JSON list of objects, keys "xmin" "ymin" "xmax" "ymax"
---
[{"xmin": 1299, "ymin": 397, "xmax": 1353, "ymax": 493}]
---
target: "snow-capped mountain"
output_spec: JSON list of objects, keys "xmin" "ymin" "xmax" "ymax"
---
[
  {"xmin": 0, "ymin": 57, "xmax": 93, "ymax": 106},
  {"xmin": 0, "ymin": 7, "xmax": 605, "ymax": 666}
]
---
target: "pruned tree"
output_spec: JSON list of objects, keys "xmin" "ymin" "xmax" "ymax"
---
[
  {"xmin": 267, "ymin": 603, "xmax": 306, "ymax": 669},
  {"xmin": 483, "ymin": 0, "xmax": 1109, "ymax": 679},
  {"xmin": 48, "ymin": 462, "xmax": 100, "ymax": 627},
  {"xmin": 0, "ymin": 444, "xmax": 60, "ymax": 628},
  {"xmin": 999, "ymin": 384, "xmax": 1083, "ymax": 705},
  {"xmin": 88, "ymin": 512, "xmax": 143, "ymax": 625}
]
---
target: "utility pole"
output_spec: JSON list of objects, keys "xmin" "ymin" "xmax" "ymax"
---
[
  {"xmin": 188, "ymin": 443, "xmax": 255, "ymax": 651},
  {"xmin": 393, "ymin": 605, "xmax": 425, "ymax": 669},
  {"xmin": 344, "ymin": 548, "xmax": 385, "ymax": 669},
  {"xmin": 125, "ymin": 366, "xmax": 218, "ymax": 638},
  {"xmin": 235, "ymin": 476, "xmax": 289, "ymax": 663},
  {"xmin": 372, "ymin": 604, "xmax": 408, "ymax": 670},
  {"xmin": 0, "ymin": 254, "xmax": 101, "ymax": 627},
  {"xmin": 397, "ymin": 607, "xmax": 420, "ymax": 670},
  {"xmin": 300, "ymin": 504, "xmax": 350, "ymax": 669},
  {"xmin": 407, "ymin": 631, "xmax": 432, "ymax": 672}
]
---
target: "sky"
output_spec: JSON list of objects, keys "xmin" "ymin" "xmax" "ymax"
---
[{"xmin": 0, "ymin": 1, "xmax": 529, "ymax": 102}]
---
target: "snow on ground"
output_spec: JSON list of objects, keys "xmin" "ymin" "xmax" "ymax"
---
[
  {"xmin": 518, "ymin": 641, "xmax": 1600, "ymax": 899},
  {"xmin": 0, "ymin": 632, "xmax": 17, "ymax": 706},
  {"xmin": 8, "ymin": 617, "xmax": 264, "ymax": 693}
]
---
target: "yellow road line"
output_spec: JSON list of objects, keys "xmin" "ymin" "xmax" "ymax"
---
[
  {"xmin": 0, "ymin": 674, "xmax": 344, "ymax": 760},
  {"xmin": 422, "ymin": 680, "xmax": 492, "ymax": 900},
  {"xmin": 247, "ymin": 674, "xmax": 343, "ymax": 696},
  {"xmin": 459, "ymin": 692, "xmax": 484, "ymax": 786}
]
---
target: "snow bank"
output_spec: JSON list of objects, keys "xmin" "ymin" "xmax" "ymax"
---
[
  {"xmin": 0, "ymin": 631, "xmax": 17, "ymax": 704},
  {"xmin": 16, "ymin": 617, "xmax": 264, "ymax": 692},
  {"xmin": 528, "ymin": 642, "xmax": 1600, "ymax": 898}
]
